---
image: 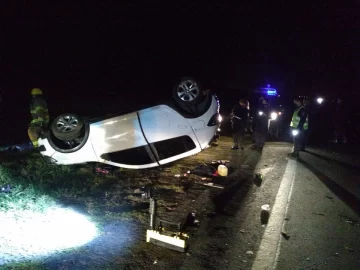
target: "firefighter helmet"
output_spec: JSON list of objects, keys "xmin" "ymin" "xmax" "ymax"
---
[{"xmin": 31, "ymin": 88, "xmax": 43, "ymax": 95}]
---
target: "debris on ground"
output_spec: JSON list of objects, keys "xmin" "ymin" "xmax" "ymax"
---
[
  {"xmin": 0, "ymin": 184, "xmax": 11, "ymax": 193},
  {"xmin": 246, "ymin": 251, "xmax": 254, "ymax": 256},
  {"xmin": 344, "ymin": 246, "xmax": 355, "ymax": 252},
  {"xmin": 217, "ymin": 164, "xmax": 228, "ymax": 176},
  {"xmin": 195, "ymin": 182, "xmax": 224, "ymax": 189},
  {"xmin": 281, "ymin": 231, "xmax": 290, "ymax": 240},
  {"xmin": 260, "ymin": 204, "xmax": 271, "ymax": 224},
  {"xmin": 95, "ymin": 166, "xmax": 112, "ymax": 175},
  {"xmin": 253, "ymin": 173, "xmax": 263, "ymax": 187},
  {"xmin": 192, "ymin": 164, "xmax": 215, "ymax": 177},
  {"xmin": 211, "ymin": 160, "xmax": 230, "ymax": 165},
  {"xmin": 191, "ymin": 161, "xmax": 231, "ymax": 178},
  {"xmin": 325, "ymin": 195, "xmax": 334, "ymax": 200},
  {"xmin": 339, "ymin": 214, "xmax": 359, "ymax": 225},
  {"xmin": 312, "ymin": 212, "xmax": 325, "ymax": 216}
]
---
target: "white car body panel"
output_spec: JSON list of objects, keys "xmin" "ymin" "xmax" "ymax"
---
[
  {"xmin": 38, "ymin": 94, "xmax": 220, "ymax": 169},
  {"xmin": 90, "ymin": 112, "xmax": 147, "ymax": 156}
]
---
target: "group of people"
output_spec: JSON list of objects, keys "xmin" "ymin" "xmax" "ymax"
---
[
  {"xmin": 230, "ymin": 95, "xmax": 312, "ymax": 158},
  {"xmin": 230, "ymin": 96, "xmax": 271, "ymax": 152}
]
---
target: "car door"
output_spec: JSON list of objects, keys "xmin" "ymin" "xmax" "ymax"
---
[
  {"xmin": 90, "ymin": 112, "xmax": 159, "ymax": 169},
  {"xmin": 137, "ymin": 105, "xmax": 202, "ymax": 165}
]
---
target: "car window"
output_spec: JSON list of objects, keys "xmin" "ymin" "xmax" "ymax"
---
[{"xmin": 153, "ymin": 135, "xmax": 196, "ymax": 160}]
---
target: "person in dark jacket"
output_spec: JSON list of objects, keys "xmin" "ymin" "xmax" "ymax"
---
[
  {"xmin": 288, "ymin": 97, "xmax": 308, "ymax": 158},
  {"xmin": 231, "ymin": 99, "xmax": 249, "ymax": 150},
  {"xmin": 252, "ymin": 98, "xmax": 270, "ymax": 151},
  {"xmin": 302, "ymin": 97, "xmax": 314, "ymax": 150},
  {"xmin": 332, "ymin": 97, "xmax": 348, "ymax": 143}
]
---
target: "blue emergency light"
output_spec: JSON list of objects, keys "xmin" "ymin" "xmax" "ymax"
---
[{"xmin": 260, "ymin": 85, "xmax": 278, "ymax": 96}]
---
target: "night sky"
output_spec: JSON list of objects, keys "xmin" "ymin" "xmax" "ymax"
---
[{"xmin": 0, "ymin": 2, "xmax": 358, "ymax": 143}]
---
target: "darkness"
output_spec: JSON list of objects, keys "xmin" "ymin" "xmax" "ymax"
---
[{"xmin": 0, "ymin": 2, "xmax": 358, "ymax": 144}]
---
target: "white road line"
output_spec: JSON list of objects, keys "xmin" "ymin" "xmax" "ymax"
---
[{"xmin": 252, "ymin": 159, "xmax": 297, "ymax": 270}]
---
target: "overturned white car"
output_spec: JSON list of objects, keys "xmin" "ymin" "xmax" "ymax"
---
[{"xmin": 38, "ymin": 78, "xmax": 221, "ymax": 169}]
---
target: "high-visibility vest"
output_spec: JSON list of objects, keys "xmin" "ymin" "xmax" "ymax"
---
[
  {"xmin": 30, "ymin": 97, "xmax": 49, "ymax": 126},
  {"xmin": 290, "ymin": 106, "xmax": 308, "ymax": 130}
]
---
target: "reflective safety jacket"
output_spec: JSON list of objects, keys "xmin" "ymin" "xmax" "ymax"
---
[
  {"xmin": 290, "ymin": 106, "xmax": 308, "ymax": 130},
  {"xmin": 30, "ymin": 97, "xmax": 49, "ymax": 127}
]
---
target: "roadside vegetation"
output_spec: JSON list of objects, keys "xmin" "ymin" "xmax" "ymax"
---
[{"xmin": 0, "ymin": 150, "xmax": 192, "ymax": 268}]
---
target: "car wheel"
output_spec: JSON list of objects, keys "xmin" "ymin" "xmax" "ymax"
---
[
  {"xmin": 173, "ymin": 77, "xmax": 204, "ymax": 106},
  {"xmin": 51, "ymin": 113, "xmax": 84, "ymax": 141}
]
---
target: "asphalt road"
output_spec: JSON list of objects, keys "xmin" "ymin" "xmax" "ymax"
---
[{"xmin": 176, "ymin": 137, "xmax": 360, "ymax": 270}]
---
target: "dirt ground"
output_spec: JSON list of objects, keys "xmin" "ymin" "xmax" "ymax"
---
[{"xmin": 3, "ymin": 136, "xmax": 265, "ymax": 269}]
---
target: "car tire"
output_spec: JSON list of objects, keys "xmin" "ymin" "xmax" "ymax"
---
[
  {"xmin": 173, "ymin": 77, "xmax": 204, "ymax": 106},
  {"xmin": 51, "ymin": 113, "xmax": 84, "ymax": 141}
]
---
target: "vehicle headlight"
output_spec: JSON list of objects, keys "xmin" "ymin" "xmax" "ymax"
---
[
  {"xmin": 270, "ymin": 112, "xmax": 278, "ymax": 120},
  {"xmin": 316, "ymin": 97, "xmax": 324, "ymax": 104},
  {"xmin": 258, "ymin": 111, "xmax": 264, "ymax": 116},
  {"xmin": 292, "ymin": 129, "xmax": 299, "ymax": 136},
  {"xmin": 218, "ymin": 114, "xmax": 223, "ymax": 123}
]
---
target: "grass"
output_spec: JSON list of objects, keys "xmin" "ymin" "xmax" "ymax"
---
[
  {"xmin": 0, "ymin": 152, "xmax": 122, "ymax": 213},
  {"xmin": 0, "ymin": 150, "xmax": 199, "ymax": 269}
]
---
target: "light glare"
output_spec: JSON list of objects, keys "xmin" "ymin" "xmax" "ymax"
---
[
  {"xmin": 0, "ymin": 207, "xmax": 98, "ymax": 264},
  {"xmin": 316, "ymin": 97, "xmax": 324, "ymax": 104}
]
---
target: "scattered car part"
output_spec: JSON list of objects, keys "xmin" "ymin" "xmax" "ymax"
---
[{"xmin": 146, "ymin": 198, "xmax": 189, "ymax": 252}]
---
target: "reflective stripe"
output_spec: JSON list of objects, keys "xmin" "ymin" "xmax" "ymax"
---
[
  {"xmin": 31, "ymin": 141, "xmax": 39, "ymax": 147},
  {"xmin": 31, "ymin": 107, "xmax": 49, "ymax": 114},
  {"xmin": 290, "ymin": 106, "xmax": 308, "ymax": 130}
]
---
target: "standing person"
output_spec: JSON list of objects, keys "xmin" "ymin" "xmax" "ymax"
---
[
  {"xmin": 231, "ymin": 99, "xmax": 249, "ymax": 150},
  {"xmin": 28, "ymin": 88, "xmax": 50, "ymax": 148},
  {"xmin": 288, "ymin": 97, "xmax": 308, "ymax": 158},
  {"xmin": 302, "ymin": 97, "xmax": 314, "ymax": 150},
  {"xmin": 252, "ymin": 98, "xmax": 270, "ymax": 151},
  {"xmin": 332, "ymin": 97, "xmax": 348, "ymax": 143}
]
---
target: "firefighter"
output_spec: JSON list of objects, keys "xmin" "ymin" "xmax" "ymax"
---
[
  {"xmin": 231, "ymin": 99, "xmax": 249, "ymax": 150},
  {"xmin": 252, "ymin": 97, "xmax": 270, "ymax": 151},
  {"xmin": 288, "ymin": 96, "xmax": 308, "ymax": 158},
  {"xmin": 28, "ymin": 88, "xmax": 49, "ymax": 148}
]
